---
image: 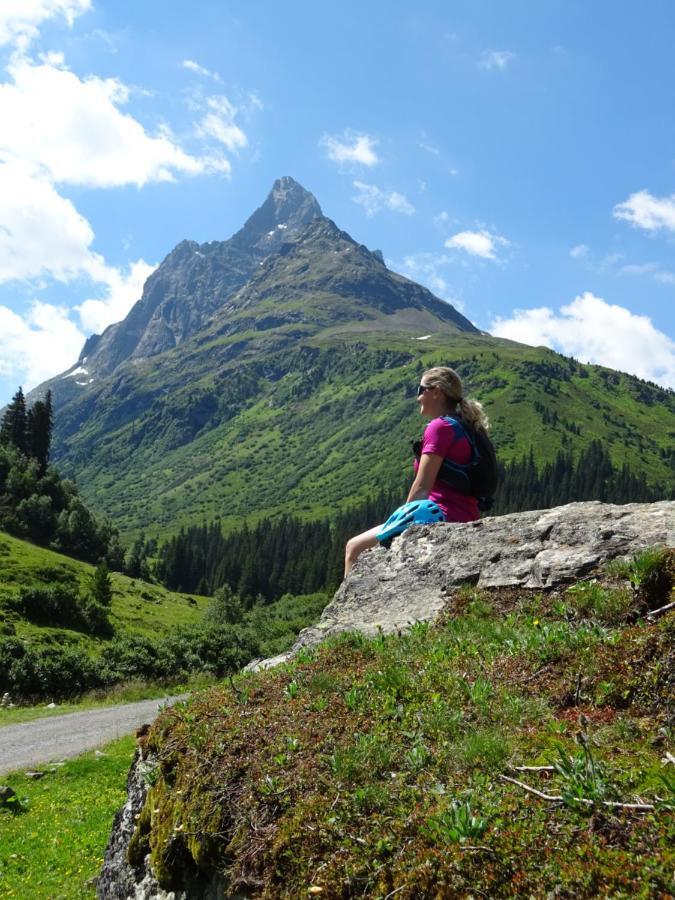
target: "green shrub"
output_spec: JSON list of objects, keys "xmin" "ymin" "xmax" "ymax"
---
[
  {"xmin": 10, "ymin": 584, "xmax": 82, "ymax": 627},
  {"xmin": 8, "ymin": 584, "xmax": 112, "ymax": 636},
  {"xmin": 0, "ymin": 639, "xmax": 101, "ymax": 698}
]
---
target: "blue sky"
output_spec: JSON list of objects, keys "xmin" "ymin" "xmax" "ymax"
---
[{"xmin": 1, "ymin": 0, "xmax": 675, "ymax": 406}]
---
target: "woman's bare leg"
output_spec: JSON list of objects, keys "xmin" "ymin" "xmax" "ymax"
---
[{"xmin": 344, "ymin": 525, "xmax": 382, "ymax": 578}]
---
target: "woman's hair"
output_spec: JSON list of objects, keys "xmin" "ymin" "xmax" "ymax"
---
[{"xmin": 422, "ymin": 366, "xmax": 490, "ymax": 434}]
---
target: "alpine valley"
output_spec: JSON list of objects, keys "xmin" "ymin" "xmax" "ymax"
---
[{"xmin": 27, "ymin": 177, "xmax": 675, "ymax": 541}]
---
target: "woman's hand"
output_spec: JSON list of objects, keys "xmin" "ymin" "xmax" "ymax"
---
[{"xmin": 406, "ymin": 453, "xmax": 444, "ymax": 503}]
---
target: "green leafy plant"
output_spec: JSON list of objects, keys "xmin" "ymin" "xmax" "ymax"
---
[
  {"xmin": 423, "ymin": 799, "xmax": 488, "ymax": 844},
  {"xmin": 554, "ymin": 727, "xmax": 611, "ymax": 809},
  {"xmin": 258, "ymin": 774, "xmax": 284, "ymax": 796},
  {"xmin": 626, "ymin": 548, "xmax": 668, "ymax": 589},
  {"xmin": 283, "ymin": 679, "xmax": 299, "ymax": 700},
  {"xmin": 405, "ymin": 742, "xmax": 432, "ymax": 772}
]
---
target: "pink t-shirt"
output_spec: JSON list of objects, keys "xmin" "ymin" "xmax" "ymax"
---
[{"xmin": 414, "ymin": 417, "xmax": 480, "ymax": 522}]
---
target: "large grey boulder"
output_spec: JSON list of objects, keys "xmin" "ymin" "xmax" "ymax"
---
[{"xmin": 253, "ymin": 501, "xmax": 674, "ymax": 669}]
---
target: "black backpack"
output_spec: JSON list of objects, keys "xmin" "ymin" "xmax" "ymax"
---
[{"xmin": 412, "ymin": 416, "xmax": 499, "ymax": 511}]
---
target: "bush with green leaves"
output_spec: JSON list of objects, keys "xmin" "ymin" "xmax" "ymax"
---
[
  {"xmin": 0, "ymin": 621, "xmax": 260, "ymax": 700},
  {"xmin": 0, "ymin": 638, "xmax": 102, "ymax": 698},
  {"xmin": 6, "ymin": 584, "xmax": 112, "ymax": 637}
]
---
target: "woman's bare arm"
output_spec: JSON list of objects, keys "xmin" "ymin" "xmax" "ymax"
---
[{"xmin": 406, "ymin": 453, "xmax": 444, "ymax": 503}]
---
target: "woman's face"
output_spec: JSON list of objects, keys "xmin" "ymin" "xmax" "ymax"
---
[{"xmin": 416, "ymin": 379, "xmax": 448, "ymax": 418}]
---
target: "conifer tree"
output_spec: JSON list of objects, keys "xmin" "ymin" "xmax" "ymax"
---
[
  {"xmin": 26, "ymin": 390, "xmax": 53, "ymax": 476},
  {"xmin": 0, "ymin": 387, "xmax": 28, "ymax": 455},
  {"xmin": 90, "ymin": 561, "xmax": 113, "ymax": 606}
]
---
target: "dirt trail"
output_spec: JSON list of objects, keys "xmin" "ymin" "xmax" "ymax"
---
[{"xmin": 0, "ymin": 696, "xmax": 186, "ymax": 776}]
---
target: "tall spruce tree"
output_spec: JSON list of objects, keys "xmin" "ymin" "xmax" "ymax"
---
[
  {"xmin": 90, "ymin": 561, "xmax": 113, "ymax": 606},
  {"xmin": 0, "ymin": 387, "xmax": 28, "ymax": 455},
  {"xmin": 26, "ymin": 390, "xmax": 53, "ymax": 476}
]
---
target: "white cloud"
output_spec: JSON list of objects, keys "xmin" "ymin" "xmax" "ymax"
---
[
  {"xmin": 655, "ymin": 271, "xmax": 675, "ymax": 285},
  {"xmin": 76, "ymin": 259, "xmax": 157, "ymax": 333},
  {"xmin": 480, "ymin": 50, "xmax": 516, "ymax": 71},
  {"xmin": 0, "ymin": 0, "xmax": 90, "ymax": 50},
  {"xmin": 0, "ymin": 2, "xmax": 259, "ymax": 397},
  {"xmin": 0, "ymin": 159, "xmax": 157, "ymax": 334},
  {"xmin": 352, "ymin": 181, "xmax": 415, "ymax": 217},
  {"xmin": 419, "ymin": 140, "xmax": 440, "ymax": 157},
  {"xmin": 570, "ymin": 244, "xmax": 589, "ymax": 259},
  {"xmin": 490, "ymin": 292, "xmax": 675, "ymax": 388},
  {"xmin": 196, "ymin": 95, "xmax": 247, "ymax": 151},
  {"xmin": 613, "ymin": 189, "xmax": 675, "ymax": 233},
  {"xmin": 616, "ymin": 260, "xmax": 675, "ymax": 285},
  {"xmin": 445, "ymin": 229, "xmax": 508, "ymax": 260},
  {"xmin": 618, "ymin": 262, "xmax": 659, "ymax": 276},
  {"xmin": 321, "ymin": 132, "xmax": 379, "ymax": 167},
  {"xmin": 0, "ymin": 300, "xmax": 86, "ymax": 389},
  {"xmin": 0, "ymin": 160, "xmax": 96, "ymax": 283},
  {"xmin": 182, "ymin": 59, "xmax": 222, "ymax": 82},
  {"xmin": 0, "ymin": 56, "xmax": 233, "ymax": 188}
]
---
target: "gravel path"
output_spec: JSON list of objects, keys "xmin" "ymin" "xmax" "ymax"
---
[{"xmin": 0, "ymin": 696, "xmax": 186, "ymax": 776}]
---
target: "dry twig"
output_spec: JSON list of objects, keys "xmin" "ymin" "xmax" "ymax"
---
[
  {"xmin": 647, "ymin": 600, "xmax": 675, "ymax": 619},
  {"xmin": 499, "ymin": 774, "xmax": 656, "ymax": 811}
]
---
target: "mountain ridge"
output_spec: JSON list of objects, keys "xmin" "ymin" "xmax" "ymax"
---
[{"xmin": 69, "ymin": 177, "xmax": 325, "ymax": 380}]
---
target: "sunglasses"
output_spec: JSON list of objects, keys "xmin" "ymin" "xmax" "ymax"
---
[{"xmin": 417, "ymin": 383, "xmax": 433, "ymax": 396}]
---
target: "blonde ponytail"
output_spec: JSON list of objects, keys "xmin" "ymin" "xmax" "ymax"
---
[
  {"xmin": 458, "ymin": 396, "xmax": 490, "ymax": 435},
  {"xmin": 422, "ymin": 366, "xmax": 490, "ymax": 434}
]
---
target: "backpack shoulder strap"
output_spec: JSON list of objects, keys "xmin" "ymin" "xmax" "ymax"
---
[{"xmin": 440, "ymin": 415, "xmax": 478, "ymax": 459}]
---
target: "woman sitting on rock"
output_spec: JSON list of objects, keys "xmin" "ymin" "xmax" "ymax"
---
[{"xmin": 344, "ymin": 366, "xmax": 490, "ymax": 576}]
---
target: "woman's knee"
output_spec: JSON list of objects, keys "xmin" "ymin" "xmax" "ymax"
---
[
  {"xmin": 346, "ymin": 527, "xmax": 380, "ymax": 558},
  {"xmin": 345, "ymin": 535, "xmax": 360, "ymax": 560}
]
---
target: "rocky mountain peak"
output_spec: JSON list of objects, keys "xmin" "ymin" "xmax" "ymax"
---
[{"xmin": 233, "ymin": 176, "xmax": 322, "ymax": 248}]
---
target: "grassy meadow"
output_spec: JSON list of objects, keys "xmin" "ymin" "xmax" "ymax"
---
[
  {"xmin": 0, "ymin": 736, "xmax": 136, "ymax": 899},
  {"xmin": 0, "ymin": 532, "xmax": 209, "ymax": 651},
  {"xmin": 0, "ymin": 531, "xmax": 329, "ymax": 707}
]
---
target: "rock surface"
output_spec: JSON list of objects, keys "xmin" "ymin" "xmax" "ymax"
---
[
  {"xmin": 101, "ymin": 500, "xmax": 674, "ymax": 897},
  {"xmin": 98, "ymin": 751, "xmax": 239, "ymax": 899},
  {"xmin": 98, "ymin": 749, "xmax": 153, "ymax": 900},
  {"xmin": 253, "ymin": 500, "xmax": 674, "ymax": 669}
]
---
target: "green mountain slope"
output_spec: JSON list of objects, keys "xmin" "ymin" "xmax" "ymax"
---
[
  {"xmin": 0, "ymin": 532, "xmax": 208, "ymax": 651},
  {"xmin": 57, "ymin": 330, "xmax": 674, "ymax": 541},
  {"xmin": 0, "ymin": 532, "xmax": 328, "ymax": 702}
]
